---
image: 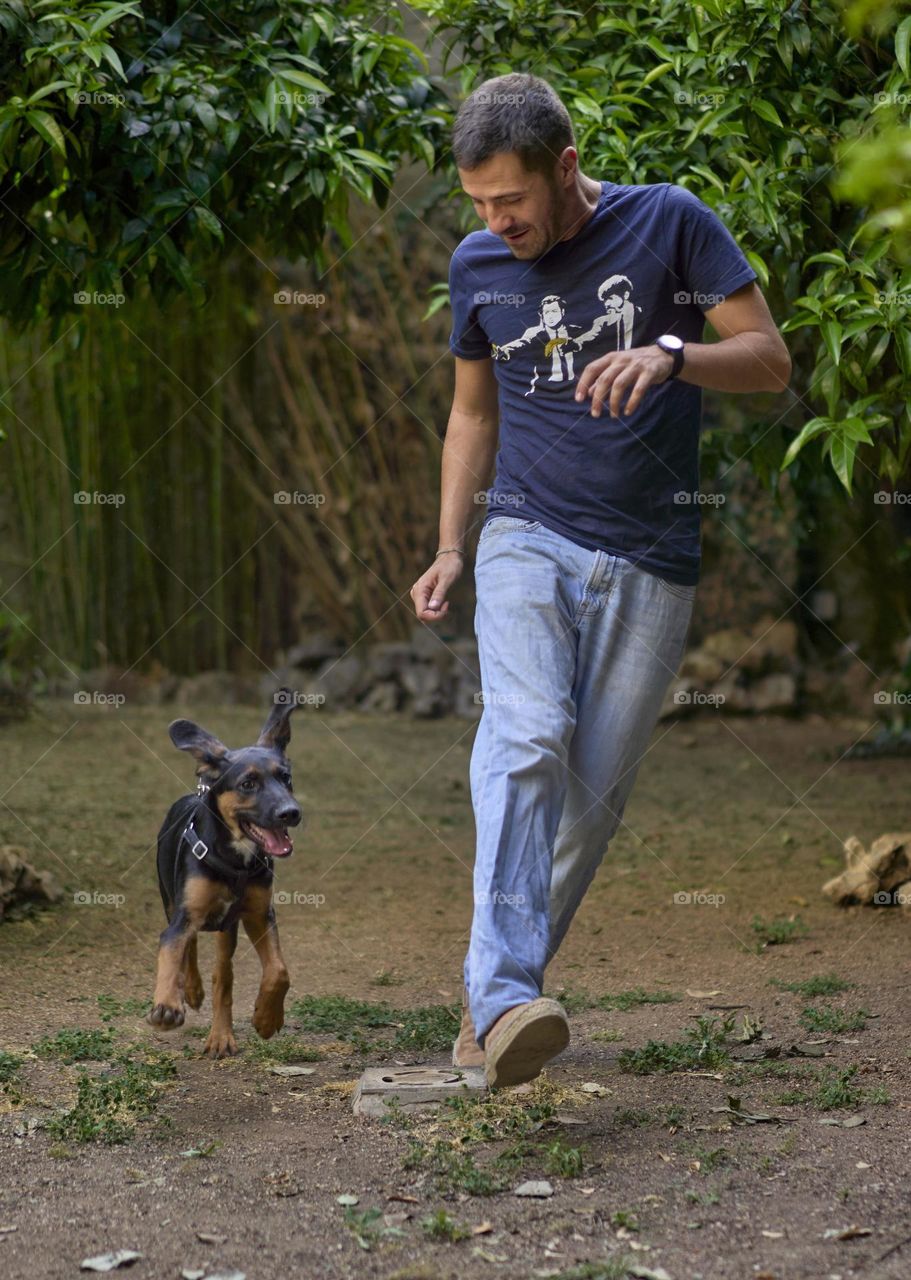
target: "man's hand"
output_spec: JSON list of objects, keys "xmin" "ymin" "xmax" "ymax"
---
[
  {"xmin": 411, "ymin": 550, "xmax": 464, "ymax": 623},
  {"xmin": 574, "ymin": 344, "xmax": 674, "ymax": 419}
]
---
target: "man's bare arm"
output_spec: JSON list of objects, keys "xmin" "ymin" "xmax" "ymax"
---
[
  {"xmin": 574, "ymin": 282, "xmax": 791, "ymax": 419},
  {"xmin": 411, "ymin": 356, "xmax": 499, "ymax": 623}
]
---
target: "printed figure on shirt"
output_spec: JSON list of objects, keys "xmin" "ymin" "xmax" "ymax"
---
[
  {"xmin": 492, "ymin": 294, "xmax": 581, "ymax": 396},
  {"xmin": 568, "ymin": 274, "xmax": 641, "ymax": 353}
]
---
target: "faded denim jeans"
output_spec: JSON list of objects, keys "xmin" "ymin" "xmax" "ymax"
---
[{"xmin": 463, "ymin": 515, "xmax": 696, "ymax": 1045}]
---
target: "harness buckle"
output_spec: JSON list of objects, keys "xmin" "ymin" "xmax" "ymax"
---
[
  {"xmin": 191, "ymin": 837, "xmax": 208, "ymax": 860},
  {"xmin": 196, "ymin": 780, "xmax": 211, "ymax": 797}
]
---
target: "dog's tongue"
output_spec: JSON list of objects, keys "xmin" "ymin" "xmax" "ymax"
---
[{"xmin": 261, "ymin": 827, "xmax": 293, "ymax": 858}]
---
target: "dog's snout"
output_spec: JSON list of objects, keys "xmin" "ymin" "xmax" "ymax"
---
[{"xmin": 278, "ymin": 804, "xmax": 302, "ymax": 827}]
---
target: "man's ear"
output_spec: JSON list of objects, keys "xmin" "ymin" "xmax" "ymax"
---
[
  {"xmin": 257, "ymin": 689, "xmax": 298, "ymax": 753},
  {"xmin": 168, "ymin": 719, "xmax": 229, "ymax": 777}
]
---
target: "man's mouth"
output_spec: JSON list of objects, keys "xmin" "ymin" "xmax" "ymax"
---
[
  {"xmin": 505, "ymin": 228, "xmax": 529, "ymax": 243},
  {"xmin": 239, "ymin": 817, "xmax": 293, "ymax": 858}
]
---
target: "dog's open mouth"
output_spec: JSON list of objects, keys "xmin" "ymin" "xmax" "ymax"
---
[{"xmin": 239, "ymin": 817, "xmax": 293, "ymax": 858}]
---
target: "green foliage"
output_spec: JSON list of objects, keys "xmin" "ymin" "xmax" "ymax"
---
[
  {"xmin": 798, "ymin": 1006, "xmax": 870, "ymax": 1033},
  {"xmin": 96, "ymin": 994, "xmax": 151, "ymax": 1022},
  {"xmin": 403, "ymin": 1136, "xmax": 507, "ymax": 1195},
  {"xmin": 617, "ymin": 1015, "xmax": 733, "ymax": 1074},
  {"xmin": 34, "ymin": 1027, "xmax": 115, "ymax": 1062},
  {"xmin": 770, "ymin": 973, "xmax": 853, "ymax": 997},
  {"xmin": 0, "ymin": 1051, "xmax": 23, "ymax": 1100},
  {"xmin": 413, "ymin": 0, "xmax": 911, "ymax": 493},
  {"xmin": 420, "ymin": 1209, "xmax": 470, "ymax": 1241},
  {"xmin": 245, "ymin": 1034, "xmax": 324, "ymax": 1064},
  {"xmin": 289, "ymin": 995, "xmax": 459, "ymax": 1053},
  {"xmin": 0, "ymin": 0, "xmax": 448, "ymax": 324},
  {"xmin": 751, "ymin": 914, "xmax": 809, "ymax": 946},
  {"xmin": 46, "ymin": 1051, "xmax": 177, "ymax": 1143},
  {"xmin": 543, "ymin": 1139, "xmax": 585, "ymax": 1177}
]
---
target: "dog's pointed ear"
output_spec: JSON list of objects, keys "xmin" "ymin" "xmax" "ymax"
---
[
  {"xmin": 168, "ymin": 719, "xmax": 229, "ymax": 777},
  {"xmin": 257, "ymin": 689, "xmax": 298, "ymax": 753}
]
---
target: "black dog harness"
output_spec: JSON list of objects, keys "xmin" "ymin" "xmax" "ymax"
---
[{"xmin": 180, "ymin": 781, "xmax": 273, "ymax": 920}]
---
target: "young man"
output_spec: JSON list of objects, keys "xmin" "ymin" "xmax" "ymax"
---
[{"xmin": 410, "ymin": 73, "xmax": 790, "ymax": 1089}]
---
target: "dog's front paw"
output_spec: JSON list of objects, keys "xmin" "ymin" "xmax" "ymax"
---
[
  {"xmin": 148, "ymin": 1001, "xmax": 185, "ymax": 1029},
  {"xmin": 252, "ymin": 996, "xmax": 285, "ymax": 1040},
  {"xmin": 203, "ymin": 1027, "xmax": 238, "ymax": 1059}
]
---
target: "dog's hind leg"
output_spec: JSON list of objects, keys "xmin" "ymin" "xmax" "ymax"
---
[
  {"xmin": 203, "ymin": 923, "xmax": 238, "ymax": 1058},
  {"xmin": 242, "ymin": 885, "xmax": 290, "ymax": 1040},
  {"xmin": 183, "ymin": 935, "xmax": 204, "ymax": 1010}
]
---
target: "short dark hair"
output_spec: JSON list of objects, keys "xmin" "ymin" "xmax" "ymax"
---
[{"xmin": 452, "ymin": 73, "xmax": 575, "ymax": 176}]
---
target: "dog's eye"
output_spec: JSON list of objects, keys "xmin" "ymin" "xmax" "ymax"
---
[
  {"xmin": 239, "ymin": 777, "xmax": 259, "ymax": 793},
  {"xmin": 279, "ymin": 771, "xmax": 292, "ymax": 787}
]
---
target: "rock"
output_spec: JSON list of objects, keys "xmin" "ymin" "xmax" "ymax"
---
[
  {"xmin": 410, "ymin": 623, "xmax": 455, "ymax": 665},
  {"xmin": 711, "ymin": 671, "xmax": 753, "ymax": 713},
  {"xmin": 176, "ymin": 671, "xmax": 251, "ymax": 706},
  {"xmin": 285, "ymin": 633, "xmax": 343, "ymax": 669},
  {"xmin": 750, "ymin": 672, "xmax": 797, "ymax": 713},
  {"xmin": 701, "ymin": 628, "xmax": 753, "ymax": 668},
  {"xmin": 514, "ymin": 1180, "xmax": 554, "ymax": 1198},
  {"xmin": 309, "ymin": 655, "xmax": 369, "ymax": 707},
  {"xmin": 679, "ymin": 648, "xmax": 726, "ymax": 685},
  {"xmin": 747, "ymin": 616, "xmax": 799, "ymax": 670},
  {"xmin": 365, "ymin": 642, "xmax": 415, "ymax": 681},
  {"xmin": 401, "ymin": 662, "xmax": 447, "ymax": 718},
  {"xmin": 0, "ymin": 846, "xmax": 62, "ymax": 922},
  {"xmin": 359, "ymin": 680, "xmax": 400, "ymax": 713}
]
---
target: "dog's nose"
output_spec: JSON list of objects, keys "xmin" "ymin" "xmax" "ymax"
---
[{"xmin": 277, "ymin": 804, "xmax": 301, "ymax": 827}]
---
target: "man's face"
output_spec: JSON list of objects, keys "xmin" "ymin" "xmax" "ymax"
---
[
  {"xmin": 541, "ymin": 297, "xmax": 563, "ymax": 327},
  {"xmin": 458, "ymin": 151, "xmax": 570, "ymax": 260}
]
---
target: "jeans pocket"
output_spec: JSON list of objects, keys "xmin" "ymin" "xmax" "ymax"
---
[
  {"xmin": 480, "ymin": 516, "xmax": 542, "ymax": 538},
  {"xmin": 654, "ymin": 575, "xmax": 698, "ymax": 601}
]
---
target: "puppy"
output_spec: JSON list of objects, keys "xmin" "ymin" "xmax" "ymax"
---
[{"xmin": 148, "ymin": 689, "xmax": 301, "ymax": 1057}]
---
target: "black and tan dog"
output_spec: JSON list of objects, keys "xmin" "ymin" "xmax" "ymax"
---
[{"xmin": 148, "ymin": 690, "xmax": 302, "ymax": 1058}]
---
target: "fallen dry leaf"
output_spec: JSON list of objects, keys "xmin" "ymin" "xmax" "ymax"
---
[{"xmin": 686, "ymin": 989, "xmax": 722, "ymax": 998}]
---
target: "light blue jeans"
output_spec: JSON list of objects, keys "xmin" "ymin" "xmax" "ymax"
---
[{"xmin": 463, "ymin": 515, "xmax": 696, "ymax": 1046}]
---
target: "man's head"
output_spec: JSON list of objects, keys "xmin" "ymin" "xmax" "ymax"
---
[{"xmin": 453, "ymin": 73, "xmax": 581, "ymax": 260}]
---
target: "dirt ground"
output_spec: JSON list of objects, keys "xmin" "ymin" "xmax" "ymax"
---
[{"xmin": 0, "ymin": 700, "xmax": 908, "ymax": 1280}]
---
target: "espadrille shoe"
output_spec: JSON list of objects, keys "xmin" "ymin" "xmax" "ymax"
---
[
  {"xmin": 452, "ymin": 986, "xmax": 484, "ymax": 1068},
  {"xmin": 484, "ymin": 997, "xmax": 569, "ymax": 1089}
]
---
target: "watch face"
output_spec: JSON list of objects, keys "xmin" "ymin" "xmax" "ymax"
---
[{"xmin": 660, "ymin": 335, "xmax": 684, "ymax": 351}]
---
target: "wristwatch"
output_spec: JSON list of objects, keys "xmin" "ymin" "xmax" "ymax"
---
[{"xmin": 655, "ymin": 334, "xmax": 685, "ymax": 381}]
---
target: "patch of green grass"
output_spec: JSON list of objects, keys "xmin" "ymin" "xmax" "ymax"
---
[
  {"xmin": 798, "ymin": 1006, "xmax": 870, "ymax": 1034},
  {"xmin": 613, "ymin": 1107, "xmax": 653, "ymax": 1127},
  {"xmin": 0, "ymin": 1051, "xmax": 23, "ymax": 1100},
  {"xmin": 609, "ymin": 1209, "xmax": 638, "ymax": 1231},
  {"xmin": 96, "ymin": 994, "xmax": 151, "ymax": 1022},
  {"xmin": 554, "ymin": 1262, "xmax": 639, "ymax": 1280},
  {"xmin": 342, "ymin": 1206, "xmax": 405, "ymax": 1252},
  {"xmin": 770, "ymin": 973, "xmax": 852, "ymax": 998},
  {"xmin": 246, "ymin": 1034, "xmax": 324, "ymax": 1065},
  {"xmin": 774, "ymin": 1065, "xmax": 881, "ymax": 1111},
  {"xmin": 369, "ymin": 970, "xmax": 403, "ymax": 988},
  {"xmin": 557, "ymin": 987, "xmax": 681, "ymax": 1013},
  {"xmin": 443, "ymin": 1086, "xmax": 558, "ymax": 1143},
  {"xmin": 46, "ymin": 1052, "xmax": 177, "ymax": 1144},
  {"xmin": 420, "ymin": 1209, "xmax": 469, "ymax": 1241},
  {"xmin": 751, "ymin": 914, "xmax": 809, "ymax": 946},
  {"xmin": 592, "ymin": 1029, "xmax": 624, "ymax": 1043},
  {"xmin": 662, "ymin": 1104, "xmax": 687, "ymax": 1129},
  {"xmin": 290, "ymin": 995, "xmax": 398, "ymax": 1037},
  {"xmin": 618, "ymin": 1015, "xmax": 733, "ymax": 1075},
  {"xmin": 392, "ymin": 1004, "xmax": 460, "ymax": 1053},
  {"xmin": 34, "ymin": 1028, "xmax": 115, "ymax": 1064},
  {"xmin": 402, "ymin": 1137, "xmax": 507, "ymax": 1196},
  {"xmin": 685, "ymin": 1144, "xmax": 730, "ymax": 1174},
  {"xmin": 543, "ymin": 1139, "xmax": 585, "ymax": 1178},
  {"xmin": 685, "ymin": 1188, "xmax": 721, "ymax": 1205},
  {"xmin": 288, "ymin": 996, "xmax": 458, "ymax": 1055}
]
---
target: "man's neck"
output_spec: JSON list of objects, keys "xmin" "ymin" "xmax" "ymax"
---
[{"xmin": 558, "ymin": 173, "xmax": 603, "ymax": 242}]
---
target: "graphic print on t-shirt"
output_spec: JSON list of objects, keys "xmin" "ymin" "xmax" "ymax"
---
[{"xmin": 491, "ymin": 275, "xmax": 643, "ymax": 396}]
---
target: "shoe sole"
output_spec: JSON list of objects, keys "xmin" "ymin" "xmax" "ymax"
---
[{"xmin": 484, "ymin": 999, "xmax": 569, "ymax": 1089}]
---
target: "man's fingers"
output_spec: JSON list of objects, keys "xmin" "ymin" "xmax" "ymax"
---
[
  {"xmin": 618, "ymin": 371, "xmax": 654, "ymax": 418},
  {"xmin": 608, "ymin": 368, "xmax": 641, "ymax": 419},
  {"xmin": 575, "ymin": 353, "xmax": 614, "ymax": 401}
]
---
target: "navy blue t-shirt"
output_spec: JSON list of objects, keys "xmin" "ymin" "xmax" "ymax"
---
[{"xmin": 448, "ymin": 181, "xmax": 757, "ymax": 584}]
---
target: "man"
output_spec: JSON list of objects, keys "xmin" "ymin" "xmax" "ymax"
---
[{"xmin": 410, "ymin": 73, "xmax": 790, "ymax": 1090}]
